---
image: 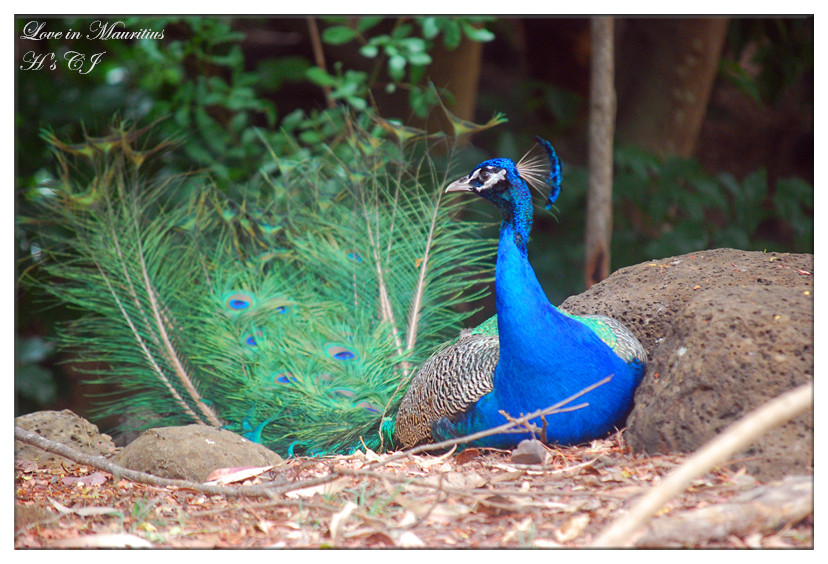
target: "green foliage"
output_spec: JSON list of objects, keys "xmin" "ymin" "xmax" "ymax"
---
[
  {"xmin": 524, "ymin": 145, "xmax": 813, "ymax": 305},
  {"xmin": 16, "ymin": 16, "xmax": 496, "ymax": 191},
  {"xmin": 721, "ymin": 18, "xmax": 813, "ymax": 105},
  {"xmin": 611, "ymin": 145, "xmax": 813, "ymax": 266},
  {"xmin": 16, "ymin": 17, "xmax": 505, "ymax": 416},
  {"xmin": 313, "ymin": 17, "xmax": 494, "ymax": 117},
  {"xmin": 428, "ymin": 141, "xmax": 813, "ymax": 310}
]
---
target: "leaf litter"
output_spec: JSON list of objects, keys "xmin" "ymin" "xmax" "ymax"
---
[{"xmin": 15, "ymin": 431, "xmax": 812, "ymax": 548}]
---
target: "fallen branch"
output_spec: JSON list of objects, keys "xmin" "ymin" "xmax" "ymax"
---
[
  {"xmin": 591, "ymin": 381, "xmax": 813, "ymax": 547},
  {"xmin": 15, "ymin": 426, "xmax": 339, "ymax": 500}
]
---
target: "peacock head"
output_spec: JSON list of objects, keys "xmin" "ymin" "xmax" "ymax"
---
[{"xmin": 445, "ymin": 137, "xmax": 562, "ymax": 225}]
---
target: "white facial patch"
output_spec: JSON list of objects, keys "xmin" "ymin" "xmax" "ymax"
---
[{"xmin": 471, "ymin": 167, "xmax": 507, "ymax": 191}]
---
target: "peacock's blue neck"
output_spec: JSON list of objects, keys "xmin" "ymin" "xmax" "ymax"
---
[{"xmin": 493, "ymin": 211, "xmax": 570, "ymax": 384}]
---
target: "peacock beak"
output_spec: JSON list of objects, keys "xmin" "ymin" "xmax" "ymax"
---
[{"xmin": 445, "ymin": 176, "xmax": 474, "ymax": 193}]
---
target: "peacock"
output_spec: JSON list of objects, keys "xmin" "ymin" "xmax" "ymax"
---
[
  {"xmin": 395, "ymin": 137, "xmax": 647, "ymax": 449},
  {"xmin": 22, "ymin": 119, "xmax": 645, "ymax": 457}
]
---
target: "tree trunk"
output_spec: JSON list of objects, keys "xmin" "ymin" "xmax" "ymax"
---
[
  {"xmin": 584, "ymin": 17, "xmax": 616, "ymax": 288},
  {"xmin": 615, "ymin": 18, "xmax": 730, "ymax": 157}
]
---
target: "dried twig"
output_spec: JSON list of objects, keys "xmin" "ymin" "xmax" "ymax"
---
[
  {"xmin": 305, "ymin": 17, "xmax": 336, "ymax": 110},
  {"xmin": 591, "ymin": 381, "xmax": 813, "ymax": 547}
]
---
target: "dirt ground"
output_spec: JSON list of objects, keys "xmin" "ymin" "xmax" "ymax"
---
[{"xmin": 14, "ymin": 431, "xmax": 813, "ymax": 549}]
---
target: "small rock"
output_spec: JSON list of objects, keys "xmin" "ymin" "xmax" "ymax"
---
[{"xmin": 511, "ymin": 439, "xmax": 546, "ymax": 465}]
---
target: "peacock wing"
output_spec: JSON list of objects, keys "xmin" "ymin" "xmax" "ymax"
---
[{"xmin": 394, "ymin": 316, "xmax": 500, "ymax": 448}]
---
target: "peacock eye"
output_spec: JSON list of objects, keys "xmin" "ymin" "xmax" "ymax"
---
[{"xmin": 478, "ymin": 169, "xmax": 491, "ymax": 182}]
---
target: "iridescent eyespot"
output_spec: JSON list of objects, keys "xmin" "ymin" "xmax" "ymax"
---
[
  {"xmin": 325, "ymin": 343, "xmax": 358, "ymax": 362},
  {"xmin": 274, "ymin": 372, "xmax": 296, "ymax": 384},
  {"xmin": 243, "ymin": 330, "xmax": 264, "ymax": 347},
  {"xmin": 224, "ymin": 292, "xmax": 255, "ymax": 312},
  {"xmin": 356, "ymin": 401, "xmax": 380, "ymax": 413}
]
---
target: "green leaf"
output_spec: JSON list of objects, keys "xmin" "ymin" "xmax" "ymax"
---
[
  {"xmin": 408, "ymin": 63, "xmax": 427, "ymax": 84},
  {"xmin": 718, "ymin": 172, "xmax": 742, "ymax": 200},
  {"xmin": 305, "ymin": 66, "xmax": 337, "ymax": 87},
  {"xmin": 693, "ymin": 177, "xmax": 729, "ymax": 210},
  {"xmin": 440, "ymin": 20, "xmax": 462, "ymax": 49},
  {"xmin": 715, "ymin": 225, "xmax": 751, "ymax": 250},
  {"xmin": 742, "ymin": 168, "xmax": 769, "ymax": 202},
  {"xmin": 409, "ymin": 88, "xmax": 435, "ymax": 118},
  {"xmin": 356, "ymin": 16, "xmax": 383, "ymax": 32},
  {"xmin": 360, "ymin": 45, "xmax": 379, "ymax": 58},
  {"xmin": 257, "ymin": 56, "xmax": 311, "ymax": 91},
  {"xmin": 461, "ymin": 21, "xmax": 495, "ymax": 42},
  {"xmin": 719, "ymin": 58, "xmax": 763, "ymax": 104},
  {"xmin": 420, "ymin": 17, "xmax": 440, "ymax": 39},
  {"xmin": 399, "ymin": 37, "xmax": 427, "ymax": 53},
  {"xmin": 346, "ymin": 96, "xmax": 367, "ymax": 110},
  {"xmin": 774, "ymin": 177, "xmax": 813, "ymax": 237},
  {"xmin": 384, "ymin": 44, "xmax": 399, "ymax": 57},
  {"xmin": 391, "ymin": 23, "xmax": 413, "ymax": 40},
  {"xmin": 388, "ymin": 55, "xmax": 406, "ymax": 81},
  {"xmin": 407, "ymin": 52, "xmax": 432, "ymax": 66},
  {"xmin": 322, "ymin": 25, "xmax": 359, "ymax": 45}
]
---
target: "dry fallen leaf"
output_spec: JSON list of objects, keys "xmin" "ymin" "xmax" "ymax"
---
[
  {"xmin": 398, "ymin": 531, "xmax": 425, "ymax": 547},
  {"xmin": 15, "ymin": 427, "xmax": 812, "ymax": 549},
  {"xmin": 49, "ymin": 498, "xmax": 120, "ymax": 517},
  {"xmin": 534, "ymin": 538, "xmax": 563, "ymax": 548},
  {"xmin": 555, "ymin": 513, "xmax": 590, "ymax": 543},
  {"xmin": 284, "ymin": 477, "xmax": 350, "ymax": 498},
  {"xmin": 329, "ymin": 501, "xmax": 358, "ymax": 544},
  {"xmin": 203, "ymin": 465, "xmax": 274, "ymax": 485},
  {"xmin": 51, "ymin": 533, "xmax": 154, "ymax": 548},
  {"xmin": 61, "ymin": 471, "xmax": 107, "ymax": 487},
  {"xmin": 503, "ymin": 516, "xmax": 534, "ymax": 543}
]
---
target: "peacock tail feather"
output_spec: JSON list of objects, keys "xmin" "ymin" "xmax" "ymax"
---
[{"xmin": 22, "ymin": 116, "xmax": 500, "ymax": 456}]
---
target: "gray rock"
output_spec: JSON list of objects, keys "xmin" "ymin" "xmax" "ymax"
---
[{"xmin": 511, "ymin": 439, "xmax": 546, "ymax": 465}]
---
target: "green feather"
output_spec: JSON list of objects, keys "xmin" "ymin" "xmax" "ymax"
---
[{"xmin": 23, "ymin": 120, "xmax": 495, "ymax": 456}]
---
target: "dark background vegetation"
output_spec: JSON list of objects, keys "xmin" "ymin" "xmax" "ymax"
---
[{"xmin": 15, "ymin": 16, "xmax": 813, "ymax": 424}]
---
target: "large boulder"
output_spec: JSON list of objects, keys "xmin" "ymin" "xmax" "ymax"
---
[{"xmin": 562, "ymin": 248, "xmax": 813, "ymax": 481}]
